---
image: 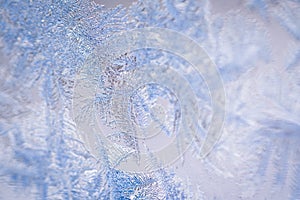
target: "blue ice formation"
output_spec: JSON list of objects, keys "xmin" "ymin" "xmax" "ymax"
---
[{"xmin": 0, "ymin": 0, "xmax": 300, "ymax": 199}]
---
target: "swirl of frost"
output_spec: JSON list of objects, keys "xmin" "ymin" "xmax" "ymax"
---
[
  {"xmin": 0, "ymin": 0, "xmax": 185, "ymax": 199},
  {"xmin": 0, "ymin": 0, "xmax": 300, "ymax": 200}
]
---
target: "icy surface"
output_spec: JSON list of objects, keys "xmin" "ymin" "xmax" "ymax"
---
[{"xmin": 0, "ymin": 0, "xmax": 300, "ymax": 199}]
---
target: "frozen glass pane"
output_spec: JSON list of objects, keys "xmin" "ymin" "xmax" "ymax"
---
[{"xmin": 0, "ymin": 0, "xmax": 299, "ymax": 199}]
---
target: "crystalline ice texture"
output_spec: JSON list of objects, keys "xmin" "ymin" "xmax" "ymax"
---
[{"xmin": 0, "ymin": 0, "xmax": 299, "ymax": 199}]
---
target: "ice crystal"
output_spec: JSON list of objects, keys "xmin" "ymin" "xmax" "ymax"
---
[{"xmin": 0, "ymin": 0, "xmax": 300, "ymax": 199}]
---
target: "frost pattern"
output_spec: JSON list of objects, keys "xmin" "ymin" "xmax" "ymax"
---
[{"xmin": 0, "ymin": 0, "xmax": 300, "ymax": 199}]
